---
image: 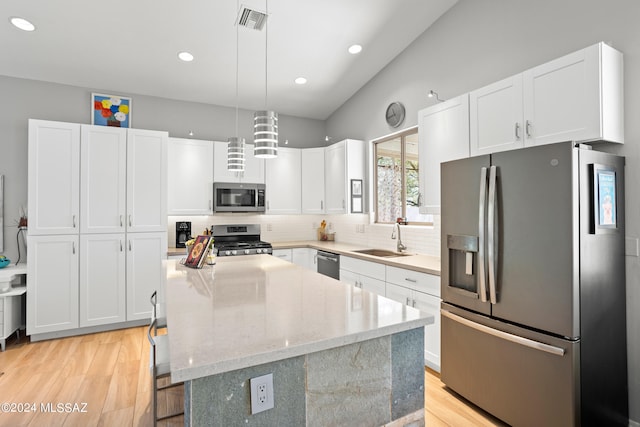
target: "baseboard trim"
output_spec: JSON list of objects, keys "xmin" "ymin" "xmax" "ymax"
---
[{"xmin": 29, "ymin": 319, "xmax": 149, "ymax": 342}]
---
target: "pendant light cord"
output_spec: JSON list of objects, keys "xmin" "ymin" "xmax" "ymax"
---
[
  {"xmin": 264, "ymin": 0, "xmax": 268, "ymax": 110},
  {"xmin": 235, "ymin": 0, "xmax": 239, "ymax": 138}
]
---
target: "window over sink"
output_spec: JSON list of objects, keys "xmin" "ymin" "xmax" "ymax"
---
[{"xmin": 373, "ymin": 128, "xmax": 432, "ymax": 225}]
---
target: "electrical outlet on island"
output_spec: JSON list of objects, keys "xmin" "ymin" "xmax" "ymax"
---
[{"xmin": 250, "ymin": 373, "xmax": 274, "ymax": 414}]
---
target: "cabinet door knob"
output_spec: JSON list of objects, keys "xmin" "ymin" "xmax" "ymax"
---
[
  {"xmin": 120, "ymin": 215, "xmax": 123, "ymax": 227},
  {"xmin": 72, "ymin": 241, "xmax": 76, "ymax": 254},
  {"xmin": 72, "ymin": 215, "xmax": 76, "ymax": 228},
  {"xmin": 406, "ymin": 297, "xmax": 411, "ymax": 306},
  {"xmin": 128, "ymin": 215, "xmax": 132, "ymax": 227},
  {"xmin": 514, "ymin": 122, "xmax": 521, "ymax": 140},
  {"xmin": 526, "ymin": 120, "xmax": 532, "ymax": 138}
]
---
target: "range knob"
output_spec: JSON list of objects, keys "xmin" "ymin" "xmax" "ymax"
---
[
  {"xmin": 244, "ymin": 249, "xmax": 250, "ymax": 255},
  {"xmin": 225, "ymin": 250, "xmax": 231, "ymax": 256},
  {"xmin": 256, "ymin": 248, "xmax": 262, "ymax": 254},
  {"xmin": 231, "ymin": 250, "xmax": 237, "ymax": 255}
]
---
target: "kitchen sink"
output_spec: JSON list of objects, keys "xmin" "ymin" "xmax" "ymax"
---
[{"xmin": 353, "ymin": 249, "xmax": 413, "ymax": 258}]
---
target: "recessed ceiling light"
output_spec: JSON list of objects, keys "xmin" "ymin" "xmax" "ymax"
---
[
  {"xmin": 10, "ymin": 16, "xmax": 36, "ymax": 32},
  {"xmin": 348, "ymin": 44, "xmax": 362, "ymax": 55},
  {"xmin": 295, "ymin": 77, "xmax": 307, "ymax": 85},
  {"xmin": 177, "ymin": 51, "xmax": 194, "ymax": 62}
]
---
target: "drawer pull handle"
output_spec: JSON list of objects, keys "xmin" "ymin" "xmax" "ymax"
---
[{"xmin": 405, "ymin": 278, "xmax": 417, "ymax": 283}]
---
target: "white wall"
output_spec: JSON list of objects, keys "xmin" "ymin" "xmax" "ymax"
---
[
  {"xmin": 326, "ymin": 0, "xmax": 640, "ymax": 422},
  {"xmin": 169, "ymin": 214, "xmax": 440, "ymax": 258},
  {"xmin": 0, "ymin": 75, "xmax": 326, "ymax": 261}
]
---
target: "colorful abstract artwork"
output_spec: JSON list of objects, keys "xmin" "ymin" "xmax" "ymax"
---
[{"xmin": 91, "ymin": 93, "xmax": 131, "ymax": 128}]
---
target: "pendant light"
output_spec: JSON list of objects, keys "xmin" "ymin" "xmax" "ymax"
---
[
  {"xmin": 253, "ymin": 0, "xmax": 278, "ymax": 159},
  {"xmin": 228, "ymin": 0, "xmax": 245, "ymax": 171}
]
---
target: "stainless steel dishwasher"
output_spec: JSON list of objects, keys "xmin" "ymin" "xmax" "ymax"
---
[{"xmin": 316, "ymin": 250, "xmax": 340, "ymax": 279}]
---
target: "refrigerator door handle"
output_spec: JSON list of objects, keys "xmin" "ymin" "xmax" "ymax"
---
[
  {"xmin": 441, "ymin": 309, "xmax": 565, "ymax": 357},
  {"xmin": 478, "ymin": 167, "xmax": 488, "ymax": 302},
  {"xmin": 487, "ymin": 165, "xmax": 498, "ymax": 304}
]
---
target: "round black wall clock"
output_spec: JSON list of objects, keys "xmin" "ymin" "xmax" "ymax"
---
[{"xmin": 385, "ymin": 102, "xmax": 405, "ymax": 128}]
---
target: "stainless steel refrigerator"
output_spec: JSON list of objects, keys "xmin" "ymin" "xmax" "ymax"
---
[{"xmin": 440, "ymin": 142, "xmax": 628, "ymax": 426}]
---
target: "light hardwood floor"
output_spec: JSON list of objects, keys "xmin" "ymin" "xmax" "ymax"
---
[{"xmin": 0, "ymin": 327, "xmax": 505, "ymax": 426}]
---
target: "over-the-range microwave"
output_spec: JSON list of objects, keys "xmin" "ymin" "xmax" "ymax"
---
[{"xmin": 213, "ymin": 182, "xmax": 265, "ymax": 213}]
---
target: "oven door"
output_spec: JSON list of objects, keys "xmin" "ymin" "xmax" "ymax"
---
[{"xmin": 213, "ymin": 183, "xmax": 265, "ymax": 212}]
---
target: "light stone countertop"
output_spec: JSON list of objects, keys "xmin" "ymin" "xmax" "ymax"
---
[
  {"xmin": 272, "ymin": 240, "xmax": 441, "ymax": 275},
  {"xmin": 168, "ymin": 241, "xmax": 441, "ymax": 275},
  {"xmin": 163, "ymin": 255, "xmax": 433, "ymax": 383}
]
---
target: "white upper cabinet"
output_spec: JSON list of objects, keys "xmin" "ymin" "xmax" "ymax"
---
[
  {"xmin": 522, "ymin": 42, "xmax": 623, "ymax": 145},
  {"xmin": 213, "ymin": 141, "xmax": 265, "ymax": 184},
  {"xmin": 126, "ymin": 129, "xmax": 168, "ymax": 233},
  {"xmin": 30, "ymin": 121, "xmax": 167, "ymax": 235},
  {"xmin": 301, "ymin": 147, "xmax": 325, "ymax": 214},
  {"xmin": 418, "ymin": 94, "xmax": 470, "ymax": 214},
  {"xmin": 325, "ymin": 139, "xmax": 365, "ymax": 214},
  {"xmin": 81, "ymin": 125, "xmax": 127, "ymax": 234},
  {"xmin": 28, "ymin": 120, "xmax": 81, "ymax": 235},
  {"xmin": 168, "ymin": 138, "xmax": 214, "ymax": 215},
  {"xmin": 471, "ymin": 42, "xmax": 623, "ymax": 156},
  {"xmin": 470, "ymin": 75, "xmax": 524, "ymax": 156},
  {"xmin": 264, "ymin": 147, "xmax": 301, "ymax": 214}
]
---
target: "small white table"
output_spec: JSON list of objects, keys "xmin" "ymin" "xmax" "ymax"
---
[{"xmin": 0, "ymin": 264, "xmax": 28, "ymax": 351}]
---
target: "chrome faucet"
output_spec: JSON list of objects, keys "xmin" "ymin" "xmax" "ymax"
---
[{"xmin": 391, "ymin": 222, "xmax": 407, "ymax": 252}]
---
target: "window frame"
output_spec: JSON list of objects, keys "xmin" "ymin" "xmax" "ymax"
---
[{"xmin": 373, "ymin": 127, "xmax": 430, "ymax": 225}]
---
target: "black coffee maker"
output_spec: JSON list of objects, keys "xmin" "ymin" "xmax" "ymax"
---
[{"xmin": 175, "ymin": 221, "xmax": 191, "ymax": 248}]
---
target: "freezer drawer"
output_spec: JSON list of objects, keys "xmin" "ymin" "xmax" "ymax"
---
[{"xmin": 441, "ymin": 304, "xmax": 579, "ymax": 427}]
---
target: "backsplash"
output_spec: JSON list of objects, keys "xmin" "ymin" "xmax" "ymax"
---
[{"xmin": 168, "ymin": 214, "xmax": 441, "ymax": 258}]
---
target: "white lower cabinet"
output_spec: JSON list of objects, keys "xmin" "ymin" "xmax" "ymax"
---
[
  {"xmin": 28, "ymin": 232, "xmax": 166, "ymax": 336},
  {"xmin": 27, "ymin": 235, "xmax": 80, "ymax": 335},
  {"xmin": 272, "ymin": 249, "xmax": 293, "ymax": 263},
  {"xmin": 340, "ymin": 269, "xmax": 386, "ymax": 296},
  {"xmin": 339, "ymin": 257, "xmax": 441, "ymax": 370},
  {"xmin": 340, "ymin": 256, "xmax": 386, "ymax": 296},
  {"xmin": 292, "ymin": 248, "xmax": 316, "ymax": 270},
  {"xmin": 385, "ymin": 266, "xmax": 441, "ymax": 372},
  {"xmin": 80, "ymin": 234, "xmax": 126, "ymax": 327},
  {"xmin": 126, "ymin": 232, "xmax": 167, "ymax": 321}
]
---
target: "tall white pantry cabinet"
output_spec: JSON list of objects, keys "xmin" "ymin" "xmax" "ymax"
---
[{"xmin": 27, "ymin": 120, "xmax": 167, "ymax": 337}]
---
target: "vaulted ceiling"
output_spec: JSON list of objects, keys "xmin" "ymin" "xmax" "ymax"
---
[{"xmin": 2, "ymin": 0, "xmax": 457, "ymax": 120}]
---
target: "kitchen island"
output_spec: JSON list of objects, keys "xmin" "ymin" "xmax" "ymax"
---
[{"xmin": 163, "ymin": 255, "xmax": 433, "ymax": 426}]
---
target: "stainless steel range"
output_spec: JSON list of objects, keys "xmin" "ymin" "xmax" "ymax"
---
[{"xmin": 211, "ymin": 224, "xmax": 273, "ymax": 257}]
